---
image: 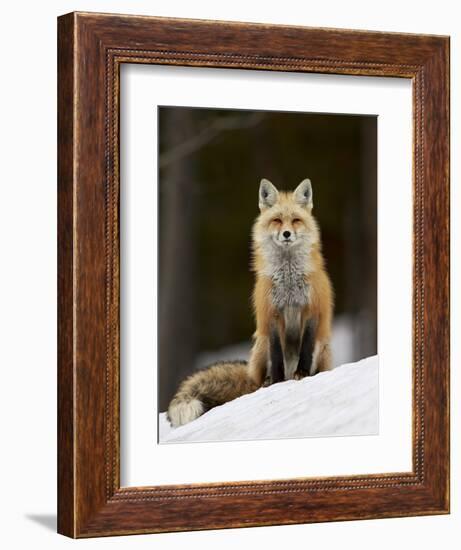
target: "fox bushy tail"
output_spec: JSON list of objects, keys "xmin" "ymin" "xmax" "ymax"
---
[{"xmin": 167, "ymin": 361, "xmax": 258, "ymax": 427}]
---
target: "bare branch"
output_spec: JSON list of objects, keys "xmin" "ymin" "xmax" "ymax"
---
[{"xmin": 159, "ymin": 112, "xmax": 265, "ymax": 169}]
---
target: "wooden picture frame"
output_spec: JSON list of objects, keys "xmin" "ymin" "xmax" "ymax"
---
[{"xmin": 57, "ymin": 12, "xmax": 450, "ymax": 538}]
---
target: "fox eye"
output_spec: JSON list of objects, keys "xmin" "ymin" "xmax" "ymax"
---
[
  {"xmin": 293, "ymin": 218, "xmax": 301, "ymax": 224},
  {"xmin": 272, "ymin": 218, "xmax": 282, "ymax": 224}
]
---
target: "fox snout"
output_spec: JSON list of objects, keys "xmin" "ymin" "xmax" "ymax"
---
[
  {"xmin": 278, "ymin": 227, "xmax": 296, "ymax": 246},
  {"xmin": 273, "ymin": 223, "xmax": 301, "ymax": 246}
]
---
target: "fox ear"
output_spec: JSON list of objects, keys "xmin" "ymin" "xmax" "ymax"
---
[
  {"xmin": 294, "ymin": 179, "xmax": 313, "ymax": 208},
  {"xmin": 259, "ymin": 179, "xmax": 279, "ymax": 211}
]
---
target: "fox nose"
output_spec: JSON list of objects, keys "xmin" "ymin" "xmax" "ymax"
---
[{"xmin": 283, "ymin": 230, "xmax": 291, "ymax": 239}]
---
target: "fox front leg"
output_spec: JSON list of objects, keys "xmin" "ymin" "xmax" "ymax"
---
[
  {"xmin": 269, "ymin": 325, "xmax": 285, "ymax": 384},
  {"xmin": 294, "ymin": 320, "xmax": 315, "ymax": 379}
]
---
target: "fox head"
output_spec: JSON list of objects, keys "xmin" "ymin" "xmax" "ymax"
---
[{"xmin": 253, "ymin": 178, "xmax": 320, "ymax": 253}]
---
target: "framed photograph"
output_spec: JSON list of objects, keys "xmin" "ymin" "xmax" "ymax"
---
[{"xmin": 57, "ymin": 12, "xmax": 450, "ymax": 537}]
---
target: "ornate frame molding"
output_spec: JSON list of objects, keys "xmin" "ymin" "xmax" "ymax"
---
[{"xmin": 58, "ymin": 12, "xmax": 449, "ymax": 537}]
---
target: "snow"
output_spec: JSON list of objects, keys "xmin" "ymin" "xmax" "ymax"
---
[{"xmin": 159, "ymin": 355, "xmax": 379, "ymax": 443}]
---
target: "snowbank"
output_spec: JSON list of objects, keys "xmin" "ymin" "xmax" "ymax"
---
[{"xmin": 159, "ymin": 355, "xmax": 378, "ymax": 443}]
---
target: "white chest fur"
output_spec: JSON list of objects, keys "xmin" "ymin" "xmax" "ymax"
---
[{"xmin": 264, "ymin": 248, "xmax": 311, "ymax": 310}]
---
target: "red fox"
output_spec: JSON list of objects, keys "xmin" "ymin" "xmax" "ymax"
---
[{"xmin": 167, "ymin": 178, "xmax": 333, "ymax": 427}]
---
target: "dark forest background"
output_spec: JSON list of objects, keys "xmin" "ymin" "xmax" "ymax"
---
[{"xmin": 158, "ymin": 106, "xmax": 377, "ymax": 411}]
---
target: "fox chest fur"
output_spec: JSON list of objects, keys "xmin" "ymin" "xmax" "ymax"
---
[
  {"xmin": 263, "ymin": 247, "xmax": 314, "ymax": 379},
  {"xmin": 263, "ymin": 246, "xmax": 311, "ymax": 311},
  {"xmin": 269, "ymin": 255, "xmax": 310, "ymax": 310}
]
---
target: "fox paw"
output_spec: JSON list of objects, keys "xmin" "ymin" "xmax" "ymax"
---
[
  {"xmin": 294, "ymin": 370, "xmax": 309, "ymax": 380},
  {"xmin": 263, "ymin": 376, "xmax": 272, "ymax": 387}
]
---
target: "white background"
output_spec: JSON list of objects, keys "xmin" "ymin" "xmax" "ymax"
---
[
  {"xmin": 0, "ymin": 1, "xmax": 457, "ymax": 549},
  {"xmin": 121, "ymin": 66, "xmax": 412, "ymax": 486}
]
